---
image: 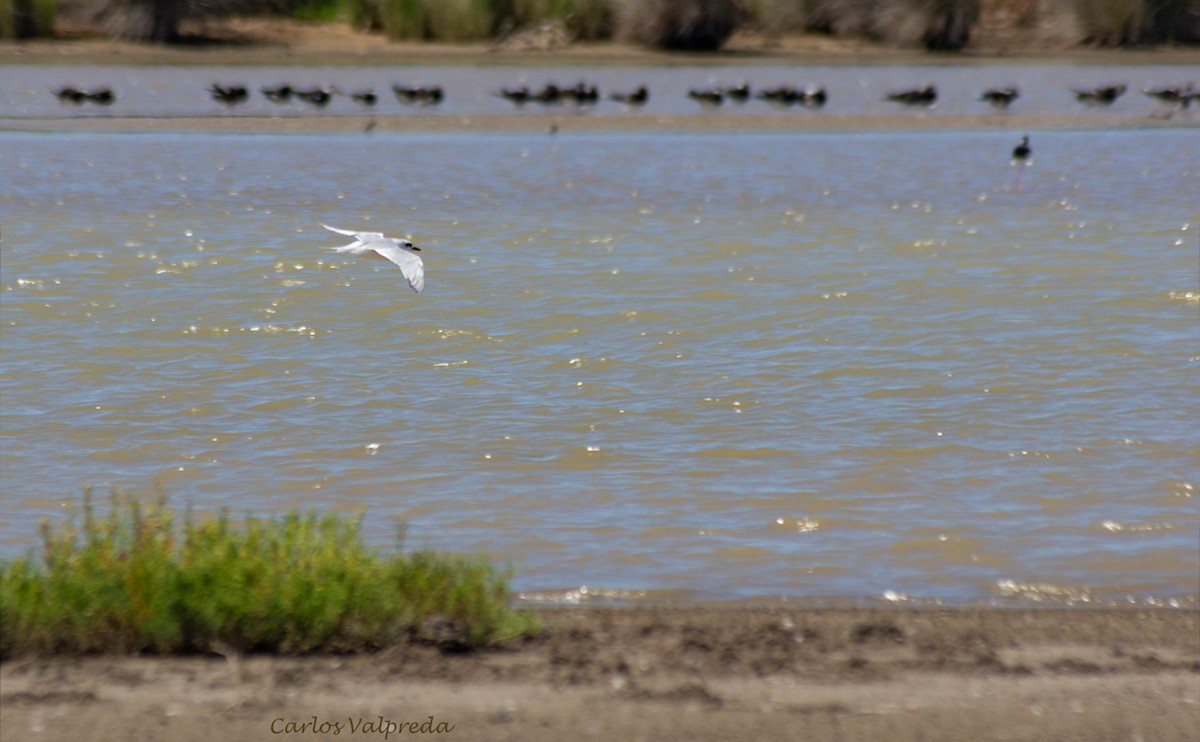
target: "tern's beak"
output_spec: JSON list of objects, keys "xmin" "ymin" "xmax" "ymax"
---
[{"xmin": 410, "ymin": 245, "xmax": 421, "ymax": 251}]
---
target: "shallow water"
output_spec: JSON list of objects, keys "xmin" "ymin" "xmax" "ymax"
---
[
  {"xmin": 2, "ymin": 62, "xmax": 1197, "ymax": 122},
  {"xmin": 1, "ymin": 125, "xmax": 1197, "ymax": 606}
]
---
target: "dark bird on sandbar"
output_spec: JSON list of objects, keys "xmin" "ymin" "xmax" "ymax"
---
[
  {"xmin": 295, "ymin": 87, "xmax": 334, "ymax": 107},
  {"xmin": 1143, "ymin": 84, "xmax": 1194, "ymax": 107},
  {"xmin": 87, "ymin": 88, "xmax": 115, "ymax": 104},
  {"xmin": 758, "ymin": 86, "xmax": 826, "ymax": 107},
  {"xmin": 208, "ymin": 83, "xmax": 249, "ymax": 106},
  {"xmin": 562, "ymin": 81, "xmax": 600, "ymax": 105},
  {"xmin": 394, "ymin": 84, "xmax": 421, "ymax": 103},
  {"xmin": 1072, "ymin": 83, "xmax": 1126, "ymax": 106},
  {"xmin": 350, "ymin": 89, "xmax": 378, "ymax": 106},
  {"xmin": 54, "ymin": 86, "xmax": 88, "ymax": 104},
  {"xmin": 980, "ymin": 86, "xmax": 1019, "ymax": 108},
  {"xmin": 688, "ymin": 88, "xmax": 724, "ymax": 106},
  {"xmin": 394, "ymin": 84, "xmax": 444, "ymax": 105},
  {"xmin": 498, "ymin": 85, "xmax": 531, "ymax": 105},
  {"xmin": 722, "ymin": 82, "xmax": 751, "ymax": 102},
  {"xmin": 757, "ymin": 85, "xmax": 800, "ymax": 105},
  {"xmin": 531, "ymin": 83, "xmax": 563, "ymax": 104},
  {"xmin": 886, "ymin": 84, "xmax": 937, "ymax": 106},
  {"xmin": 610, "ymin": 85, "xmax": 648, "ymax": 105},
  {"xmin": 800, "ymin": 86, "xmax": 827, "ymax": 107},
  {"xmin": 416, "ymin": 85, "xmax": 444, "ymax": 105},
  {"xmin": 60, "ymin": 86, "xmax": 114, "ymax": 105},
  {"xmin": 261, "ymin": 84, "xmax": 294, "ymax": 103}
]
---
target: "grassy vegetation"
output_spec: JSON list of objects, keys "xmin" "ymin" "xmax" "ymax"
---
[
  {"xmin": 345, "ymin": 0, "xmax": 614, "ymax": 42},
  {"xmin": 285, "ymin": 0, "xmax": 350, "ymax": 22},
  {"xmin": 375, "ymin": 0, "xmax": 494, "ymax": 42},
  {"xmin": 0, "ymin": 491, "xmax": 537, "ymax": 658},
  {"xmin": 26, "ymin": 0, "xmax": 1199, "ymax": 46},
  {"xmin": 0, "ymin": 0, "xmax": 57, "ymax": 39}
]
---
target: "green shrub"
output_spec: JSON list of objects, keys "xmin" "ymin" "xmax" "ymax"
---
[
  {"xmin": 0, "ymin": 0, "xmax": 12, "ymax": 38},
  {"xmin": 282, "ymin": 0, "xmax": 351, "ymax": 22},
  {"xmin": 370, "ymin": 0, "xmax": 489, "ymax": 40},
  {"xmin": 0, "ymin": 491, "xmax": 537, "ymax": 658},
  {"xmin": 2, "ymin": 0, "xmax": 57, "ymax": 38},
  {"xmin": 348, "ymin": 0, "xmax": 385, "ymax": 30},
  {"xmin": 365, "ymin": 0, "xmax": 615, "ymax": 42}
]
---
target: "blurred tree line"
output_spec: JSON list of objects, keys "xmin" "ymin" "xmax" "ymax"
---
[{"xmin": 2, "ymin": 0, "xmax": 1196, "ymax": 48}]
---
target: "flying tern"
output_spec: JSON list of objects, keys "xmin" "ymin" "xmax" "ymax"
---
[{"xmin": 321, "ymin": 224, "xmax": 425, "ymax": 293}]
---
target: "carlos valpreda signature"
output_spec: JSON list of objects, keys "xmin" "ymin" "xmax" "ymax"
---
[{"xmin": 271, "ymin": 715, "xmax": 455, "ymax": 738}]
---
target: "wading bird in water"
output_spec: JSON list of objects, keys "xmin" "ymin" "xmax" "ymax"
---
[
  {"xmin": 1010, "ymin": 135, "xmax": 1032, "ymax": 191},
  {"xmin": 320, "ymin": 225, "xmax": 425, "ymax": 294}
]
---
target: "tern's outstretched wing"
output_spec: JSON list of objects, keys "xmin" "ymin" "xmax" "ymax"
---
[
  {"xmin": 368, "ymin": 240, "xmax": 425, "ymax": 293},
  {"xmin": 322, "ymin": 224, "xmax": 386, "ymax": 243}
]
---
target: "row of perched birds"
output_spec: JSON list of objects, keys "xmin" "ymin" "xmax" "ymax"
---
[
  {"xmin": 976, "ymin": 82, "xmax": 1196, "ymax": 108},
  {"xmin": 684, "ymin": 83, "xmax": 829, "ymax": 107},
  {"xmin": 505, "ymin": 80, "xmax": 1195, "ymax": 109},
  {"xmin": 52, "ymin": 86, "xmax": 115, "ymax": 104},
  {"xmin": 497, "ymin": 81, "xmax": 606, "ymax": 105},
  {"xmin": 205, "ymin": 82, "xmax": 445, "ymax": 107},
  {"xmin": 874, "ymin": 82, "xmax": 1193, "ymax": 108},
  {"xmin": 54, "ymin": 81, "xmax": 1196, "ymax": 110},
  {"xmin": 696, "ymin": 81, "xmax": 1196, "ymax": 108},
  {"xmin": 494, "ymin": 80, "xmax": 1190, "ymax": 109}
]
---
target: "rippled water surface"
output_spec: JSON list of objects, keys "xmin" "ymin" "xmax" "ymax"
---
[{"xmin": 2, "ymin": 125, "xmax": 1197, "ymax": 605}]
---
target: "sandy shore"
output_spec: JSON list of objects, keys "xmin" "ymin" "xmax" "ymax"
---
[{"xmin": 3, "ymin": 605, "xmax": 1198, "ymax": 741}]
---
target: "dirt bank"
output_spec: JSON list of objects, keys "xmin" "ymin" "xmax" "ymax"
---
[{"xmin": 3, "ymin": 605, "xmax": 1198, "ymax": 741}]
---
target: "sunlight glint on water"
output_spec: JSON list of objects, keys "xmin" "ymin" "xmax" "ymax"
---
[{"xmin": 1, "ymin": 129, "xmax": 1197, "ymax": 605}]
